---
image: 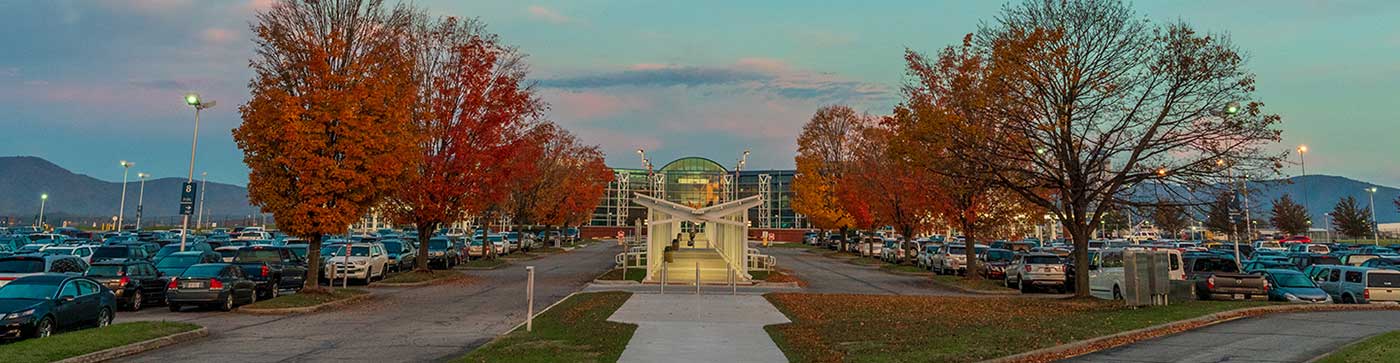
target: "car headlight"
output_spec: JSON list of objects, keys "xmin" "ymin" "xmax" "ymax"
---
[
  {"xmin": 354, "ymin": 260, "xmax": 366, "ymax": 266},
  {"xmin": 1284, "ymin": 293, "xmax": 1298, "ymax": 301},
  {"xmin": 3, "ymin": 309, "xmax": 35, "ymax": 320}
]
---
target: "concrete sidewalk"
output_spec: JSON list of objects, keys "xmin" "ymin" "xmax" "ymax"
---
[{"xmin": 607, "ymin": 294, "xmax": 791, "ymax": 363}]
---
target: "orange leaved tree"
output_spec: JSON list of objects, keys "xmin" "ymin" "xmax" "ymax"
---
[
  {"xmin": 236, "ymin": 0, "xmax": 418, "ymax": 290},
  {"xmin": 792, "ymin": 105, "xmax": 871, "ymax": 248}
]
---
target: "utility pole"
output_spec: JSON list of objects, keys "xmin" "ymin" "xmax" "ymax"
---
[
  {"xmin": 179, "ymin": 93, "xmax": 216, "ymax": 252},
  {"xmin": 196, "ymin": 171, "xmax": 208, "ymax": 230},
  {"xmin": 135, "ymin": 173, "xmax": 148, "ymax": 230}
]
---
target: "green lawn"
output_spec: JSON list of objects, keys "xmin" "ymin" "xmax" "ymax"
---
[
  {"xmin": 454, "ymin": 291, "xmax": 636, "ymax": 363},
  {"xmin": 379, "ymin": 270, "xmax": 462, "ymax": 284},
  {"xmin": 597, "ymin": 268, "xmax": 646, "ymax": 282},
  {"xmin": 0, "ymin": 321, "xmax": 201, "ymax": 363},
  {"xmin": 1317, "ymin": 330, "xmax": 1400, "ymax": 363},
  {"xmin": 243, "ymin": 288, "xmax": 367, "ymax": 309},
  {"xmin": 764, "ymin": 294, "xmax": 1270, "ymax": 363}
]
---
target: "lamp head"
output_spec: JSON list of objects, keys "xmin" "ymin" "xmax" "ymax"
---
[
  {"xmin": 1224, "ymin": 102, "xmax": 1241, "ymax": 115},
  {"xmin": 41, "ymin": 194, "xmax": 48, "ymax": 200},
  {"xmin": 184, "ymin": 93, "xmax": 201, "ymax": 106}
]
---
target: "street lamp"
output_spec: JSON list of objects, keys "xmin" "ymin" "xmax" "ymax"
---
[
  {"xmin": 735, "ymin": 149, "xmax": 750, "ymax": 201},
  {"xmin": 179, "ymin": 93, "xmax": 216, "ymax": 251},
  {"xmin": 135, "ymin": 172, "xmax": 148, "ymax": 230},
  {"xmin": 117, "ymin": 160, "xmax": 133, "ymax": 231},
  {"xmin": 1298, "ymin": 145, "xmax": 1310, "ymax": 219},
  {"xmin": 38, "ymin": 194, "xmax": 48, "ymax": 230},
  {"xmin": 1367, "ymin": 187, "xmax": 1380, "ymax": 245}
]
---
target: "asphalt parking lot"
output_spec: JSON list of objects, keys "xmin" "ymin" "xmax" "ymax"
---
[
  {"xmin": 760, "ymin": 246, "xmax": 964, "ymax": 295},
  {"xmin": 1066, "ymin": 310, "xmax": 1400, "ymax": 362},
  {"xmin": 114, "ymin": 242, "xmax": 618, "ymax": 363}
]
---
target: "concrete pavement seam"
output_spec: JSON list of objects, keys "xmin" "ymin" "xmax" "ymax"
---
[{"xmin": 56, "ymin": 327, "xmax": 209, "ymax": 363}]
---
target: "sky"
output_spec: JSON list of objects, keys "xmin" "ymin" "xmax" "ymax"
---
[{"xmin": 2, "ymin": 0, "xmax": 1398, "ymax": 188}]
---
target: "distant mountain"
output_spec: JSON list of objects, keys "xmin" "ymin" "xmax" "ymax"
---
[
  {"xmin": 0, "ymin": 156, "xmax": 257, "ymax": 225},
  {"xmin": 1245, "ymin": 175, "xmax": 1399, "ymax": 224}
]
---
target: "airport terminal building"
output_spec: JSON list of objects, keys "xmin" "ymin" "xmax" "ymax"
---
[{"xmin": 588, "ymin": 157, "xmax": 808, "ymax": 230}]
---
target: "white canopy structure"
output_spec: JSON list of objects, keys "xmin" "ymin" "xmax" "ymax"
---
[{"xmin": 633, "ymin": 193, "xmax": 766, "ymax": 283}]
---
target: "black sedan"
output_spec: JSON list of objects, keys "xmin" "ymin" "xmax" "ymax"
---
[
  {"xmin": 0, "ymin": 274, "xmax": 116, "ymax": 339},
  {"xmin": 166, "ymin": 263, "xmax": 257, "ymax": 312},
  {"xmin": 86, "ymin": 260, "xmax": 167, "ymax": 311}
]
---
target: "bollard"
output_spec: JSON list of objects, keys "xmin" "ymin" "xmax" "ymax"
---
[
  {"xmin": 660, "ymin": 262, "xmax": 666, "ymax": 294},
  {"xmin": 695, "ymin": 262, "xmax": 700, "ymax": 295},
  {"xmin": 526, "ymin": 266, "xmax": 535, "ymax": 332},
  {"xmin": 730, "ymin": 266, "xmax": 736, "ymax": 295}
]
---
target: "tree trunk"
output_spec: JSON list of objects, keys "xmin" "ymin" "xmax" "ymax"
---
[
  {"xmin": 963, "ymin": 224, "xmax": 980, "ymax": 280},
  {"xmin": 415, "ymin": 222, "xmax": 436, "ymax": 272},
  {"xmin": 1070, "ymin": 223, "xmax": 1092, "ymax": 298},
  {"xmin": 304, "ymin": 233, "xmax": 324, "ymax": 290}
]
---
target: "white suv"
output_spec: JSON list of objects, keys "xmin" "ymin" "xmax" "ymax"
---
[{"xmin": 324, "ymin": 243, "xmax": 389, "ymax": 282}]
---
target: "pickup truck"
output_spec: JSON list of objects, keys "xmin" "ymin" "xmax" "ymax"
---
[
  {"xmin": 1185, "ymin": 255, "xmax": 1268, "ymax": 300},
  {"xmin": 229, "ymin": 246, "xmax": 308, "ymax": 299}
]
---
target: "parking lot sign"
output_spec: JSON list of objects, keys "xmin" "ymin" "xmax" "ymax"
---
[{"xmin": 179, "ymin": 182, "xmax": 198, "ymax": 215}]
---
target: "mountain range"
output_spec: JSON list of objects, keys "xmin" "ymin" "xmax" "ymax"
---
[
  {"xmin": 1240, "ymin": 174, "xmax": 1398, "ymax": 224},
  {"xmin": 0, "ymin": 156, "xmax": 258, "ymax": 226}
]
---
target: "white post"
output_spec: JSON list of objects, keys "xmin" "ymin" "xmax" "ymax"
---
[
  {"xmin": 196, "ymin": 172, "xmax": 208, "ymax": 230},
  {"xmin": 526, "ymin": 266, "xmax": 535, "ymax": 332},
  {"xmin": 135, "ymin": 175, "xmax": 146, "ymax": 230},
  {"xmin": 342, "ymin": 243, "xmax": 350, "ymax": 288},
  {"xmin": 118, "ymin": 162, "xmax": 130, "ymax": 231},
  {"xmin": 38, "ymin": 195, "xmax": 47, "ymax": 229},
  {"xmin": 660, "ymin": 260, "xmax": 666, "ymax": 295},
  {"xmin": 695, "ymin": 261, "xmax": 700, "ymax": 295}
]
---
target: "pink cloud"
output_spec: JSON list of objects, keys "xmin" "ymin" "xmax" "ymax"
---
[
  {"xmin": 546, "ymin": 90, "xmax": 648, "ymax": 121},
  {"xmin": 527, "ymin": 5, "xmax": 571, "ymax": 24},
  {"xmin": 734, "ymin": 57, "xmax": 791, "ymax": 73},
  {"xmin": 201, "ymin": 28, "xmax": 236, "ymax": 44}
]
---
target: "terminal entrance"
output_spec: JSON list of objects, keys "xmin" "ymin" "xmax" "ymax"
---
[{"xmin": 634, "ymin": 193, "xmax": 765, "ymax": 284}]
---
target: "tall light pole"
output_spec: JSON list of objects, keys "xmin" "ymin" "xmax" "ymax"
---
[
  {"xmin": 1324, "ymin": 212, "xmax": 1333, "ymax": 243},
  {"xmin": 180, "ymin": 93, "xmax": 216, "ymax": 251},
  {"xmin": 1367, "ymin": 187, "xmax": 1380, "ymax": 245},
  {"xmin": 735, "ymin": 149, "xmax": 749, "ymax": 201},
  {"xmin": 1297, "ymin": 145, "xmax": 1310, "ymax": 222},
  {"xmin": 37, "ymin": 194, "xmax": 48, "ymax": 229},
  {"xmin": 196, "ymin": 171, "xmax": 208, "ymax": 230},
  {"xmin": 135, "ymin": 172, "xmax": 148, "ymax": 230},
  {"xmin": 117, "ymin": 160, "xmax": 133, "ymax": 231}
]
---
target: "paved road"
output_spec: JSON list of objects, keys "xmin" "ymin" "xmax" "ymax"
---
[
  {"xmin": 1066, "ymin": 310, "xmax": 1400, "ymax": 363},
  {"xmin": 117, "ymin": 242, "xmax": 619, "ymax": 363},
  {"xmin": 760, "ymin": 246, "xmax": 962, "ymax": 295}
]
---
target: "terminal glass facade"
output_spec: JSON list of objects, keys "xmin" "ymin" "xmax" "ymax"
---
[{"xmin": 590, "ymin": 157, "xmax": 807, "ymax": 229}]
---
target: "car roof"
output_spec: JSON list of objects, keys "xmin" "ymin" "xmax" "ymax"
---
[
  {"xmin": 10, "ymin": 273, "xmax": 83, "ymax": 284},
  {"xmin": 167, "ymin": 251, "xmax": 208, "ymax": 256},
  {"xmin": 1024, "ymin": 252, "xmax": 1062, "ymax": 258}
]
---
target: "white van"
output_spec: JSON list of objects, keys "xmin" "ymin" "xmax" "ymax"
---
[{"xmin": 1088, "ymin": 247, "xmax": 1184, "ymax": 300}]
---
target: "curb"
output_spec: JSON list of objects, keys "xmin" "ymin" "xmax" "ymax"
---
[
  {"xmin": 981, "ymin": 304, "xmax": 1400, "ymax": 363},
  {"xmin": 928, "ymin": 279, "xmax": 1020, "ymax": 295},
  {"xmin": 238, "ymin": 291, "xmax": 374, "ymax": 315},
  {"xmin": 754, "ymin": 281, "xmax": 802, "ymax": 288},
  {"xmin": 591, "ymin": 279, "xmax": 642, "ymax": 285},
  {"xmin": 457, "ymin": 261, "xmax": 511, "ymax": 270},
  {"xmin": 56, "ymin": 327, "xmax": 208, "ymax": 363}
]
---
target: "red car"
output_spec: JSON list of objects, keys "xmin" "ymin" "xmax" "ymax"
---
[{"xmin": 1281, "ymin": 235, "xmax": 1312, "ymax": 244}]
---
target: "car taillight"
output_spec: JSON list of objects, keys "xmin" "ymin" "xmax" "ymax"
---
[
  {"xmin": 167, "ymin": 279, "xmax": 178, "ymax": 289},
  {"xmin": 1024, "ymin": 265, "xmax": 1032, "ymax": 272},
  {"xmin": 209, "ymin": 279, "xmax": 224, "ymax": 290},
  {"xmin": 1365, "ymin": 288, "xmax": 1371, "ymax": 300},
  {"xmin": 261, "ymin": 265, "xmax": 270, "ymax": 277},
  {"xmin": 1207, "ymin": 276, "xmax": 1216, "ymax": 290},
  {"xmin": 119, "ymin": 276, "xmax": 130, "ymax": 287},
  {"xmin": 1262, "ymin": 280, "xmax": 1269, "ymax": 293}
]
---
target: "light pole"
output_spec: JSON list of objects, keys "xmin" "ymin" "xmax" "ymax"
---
[
  {"xmin": 180, "ymin": 93, "xmax": 216, "ymax": 251},
  {"xmin": 135, "ymin": 172, "xmax": 148, "ymax": 230},
  {"xmin": 1324, "ymin": 212, "xmax": 1333, "ymax": 243},
  {"xmin": 1298, "ymin": 145, "xmax": 1310, "ymax": 220},
  {"xmin": 1367, "ymin": 187, "xmax": 1380, "ymax": 245},
  {"xmin": 196, "ymin": 171, "xmax": 208, "ymax": 230},
  {"xmin": 117, "ymin": 160, "xmax": 133, "ymax": 231},
  {"xmin": 38, "ymin": 194, "xmax": 48, "ymax": 230},
  {"xmin": 735, "ymin": 149, "xmax": 749, "ymax": 201}
]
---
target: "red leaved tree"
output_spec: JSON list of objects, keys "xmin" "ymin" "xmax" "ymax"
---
[
  {"xmin": 236, "ymin": 0, "xmax": 418, "ymax": 291},
  {"xmin": 387, "ymin": 15, "xmax": 542, "ymax": 271}
]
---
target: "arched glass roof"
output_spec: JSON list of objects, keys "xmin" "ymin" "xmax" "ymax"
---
[{"xmin": 658, "ymin": 157, "xmax": 728, "ymax": 173}]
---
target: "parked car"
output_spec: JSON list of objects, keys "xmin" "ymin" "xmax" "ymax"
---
[
  {"xmin": 214, "ymin": 246, "xmax": 241, "ymax": 262},
  {"xmin": 381, "ymin": 240, "xmax": 415, "ymax": 272},
  {"xmin": 917, "ymin": 243, "xmax": 944, "ymax": 270},
  {"xmin": 1242, "ymin": 259, "xmax": 1297, "ymax": 273},
  {"xmin": 90, "ymin": 245, "xmax": 150, "ymax": 263},
  {"xmin": 85, "ymin": 260, "xmax": 166, "ymax": 311},
  {"xmin": 1087, "ymin": 248, "xmax": 1185, "ymax": 300},
  {"xmin": 485, "ymin": 234, "xmax": 509, "ymax": 255},
  {"xmin": 1312, "ymin": 265, "xmax": 1400, "ymax": 304},
  {"xmin": 153, "ymin": 243, "xmax": 216, "ymax": 263},
  {"xmin": 1257, "ymin": 269, "xmax": 1331, "ymax": 303},
  {"xmin": 931, "ymin": 244, "xmax": 988, "ymax": 275},
  {"xmin": 0, "ymin": 255, "xmax": 89, "ymax": 288},
  {"xmin": 231, "ymin": 246, "xmax": 307, "ymax": 298},
  {"xmin": 979, "ymin": 248, "xmax": 1015, "ymax": 280},
  {"xmin": 1005, "ymin": 252, "xmax": 1067, "ymax": 293},
  {"xmin": 156, "ymin": 251, "xmax": 223, "ymax": 277},
  {"xmin": 1288, "ymin": 253, "xmax": 1341, "ymax": 270},
  {"xmin": 1185, "ymin": 255, "xmax": 1268, "ymax": 301},
  {"xmin": 1287, "ymin": 243, "xmax": 1331, "ymax": 255},
  {"xmin": 0, "ymin": 274, "xmax": 116, "ymax": 339},
  {"xmin": 40, "ymin": 246, "xmax": 96, "ymax": 263},
  {"xmin": 426, "ymin": 237, "xmax": 461, "ymax": 268},
  {"xmin": 166, "ymin": 263, "xmax": 258, "ymax": 312},
  {"xmin": 1252, "ymin": 240, "xmax": 1287, "ymax": 253},
  {"xmin": 322, "ymin": 243, "xmax": 388, "ymax": 283}
]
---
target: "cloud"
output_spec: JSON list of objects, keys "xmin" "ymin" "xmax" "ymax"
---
[
  {"xmin": 540, "ymin": 66, "xmax": 766, "ymax": 89},
  {"xmin": 527, "ymin": 5, "xmax": 571, "ymax": 24},
  {"xmin": 538, "ymin": 59, "xmax": 895, "ymax": 105},
  {"xmin": 0, "ymin": 67, "xmax": 17, "ymax": 77},
  {"xmin": 200, "ymin": 28, "xmax": 236, "ymax": 44},
  {"xmin": 546, "ymin": 90, "xmax": 648, "ymax": 120}
]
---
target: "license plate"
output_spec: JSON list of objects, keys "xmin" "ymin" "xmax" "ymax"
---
[
  {"xmin": 182, "ymin": 282, "xmax": 202, "ymax": 289},
  {"xmin": 1232, "ymin": 294, "xmax": 1241, "ymax": 299}
]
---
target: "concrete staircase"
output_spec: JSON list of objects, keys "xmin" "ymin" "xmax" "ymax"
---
[{"xmin": 659, "ymin": 248, "xmax": 742, "ymax": 284}]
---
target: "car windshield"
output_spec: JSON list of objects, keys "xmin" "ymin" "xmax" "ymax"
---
[
  {"xmin": 1368, "ymin": 273, "xmax": 1400, "ymax": 288},
  {"xmin": 286, "ymin": 246, "xmax": 307, "ymax": 259},
  {"xmin": 158, "ymin": 255, "xmax": 201, "ymax": 268},
  {"xmin": 1258, "ymin": 242, "xmax": 1281, "ymax": 248},
  {"xmin": 86, "ymin": 265, "xmax": 125, "ymax": 277},
  {"xmin": 0, "ymin": 259, "xmax": 44, "ymax": 273},
  {"xmin": 234, "ymin": 249, "xmax": 282, "ymax": 263},
  {"xmin": 948, "ymin": 247, "xmax": 966, "ymax": 254},
  {"xmin": 1027, "ymin": 256, "xmax": 1062, "ymax": 264},
  {"xmin": 429, "ymin": 239, "xmax": 449, "ymax": 250},
  {"xmin": 382, "ymin": 242, "xmax": 402, "ymax": 253},
  {"xmin": 42, "ymin": 248, "xmax": 75, "ymax": 256},
  {"xmin": 985, "ymin": 251, "xmax": 1014, "ymax": 261},
  {"xmin": 92, "ymin": 247, "xmax": 130, "ymax": 259},
  {"xmin": 0, "ymin": 282, "xmax": 58, "ymax": 299},
  {"xmin": 348, "ymin": 247, "xmax": 370, "ymax": 257},
  {"xmin": 1192, "ymin": 258, "xmax": 1239, "ymax": 273},
  {"xmin": 1270, "ymin": 272, "xmax": 1315, "ymax": 288},
  {"xmin": 182, "ymin": 265, "xmax": 224, "ymax": 278}
]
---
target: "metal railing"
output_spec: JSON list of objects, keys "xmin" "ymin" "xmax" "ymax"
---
[{"xmin": 746, "ymin": 247, "xmax": 776, "ymax": 271}]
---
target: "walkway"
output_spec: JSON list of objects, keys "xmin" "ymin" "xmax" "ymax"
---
[
  {"xmin": 1066, "ymin": 310, "xmax": 1400, "ymax": 362},
  {"xmin": 607, "ymin": 294, "xmax": 790, "ymax": 363}
]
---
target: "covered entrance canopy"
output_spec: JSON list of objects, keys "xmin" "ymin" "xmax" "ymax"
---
[{"xmin": 634, "ymin": 193, "xmax": 764, "ymax": 283}]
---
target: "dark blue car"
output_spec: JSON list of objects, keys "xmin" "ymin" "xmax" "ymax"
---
[
  {"xmin": 1259, "ymin": 269, "xmax": 1332, "ymax": 304},
  {"xmin": 0, "ymin": 274, "xmax": 117, "ymax": 339}
]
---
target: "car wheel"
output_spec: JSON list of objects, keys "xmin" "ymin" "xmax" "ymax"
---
[
  {"xmin": 33, "ymin": 316, "xmax": 54, "ymax": 338},
  {"xmin": 130, "ymin": 291, "xmax": 144, "ymax": 311},
  {"xmin": 1113, "ymin": 285, "xmax": 1123, "ymax": 300},
  {"xmin": 1004, "ymin": 277, "xmax": 1011, "ymax": 288},
  {"xmin": 270, "ymin": 285, "xmax": 280, "ymax": 299},
  {"xmin": 220, "ymin": 294, "xmax": 235, "ymax": 311},
  {"xmin": 1018, "ymin": 278, "xmax": 1028, "ymax": 293},
  {"xmin": 169, "ymin": 304, "xmax": 181, "ymax": 312},
  {"xmin": 1342, "ymin": 294, "xmax": 1355, "ymax": 304},
  {"xmin": 97, "ymin": 308, "xmax": 112, "ymax": 328}
]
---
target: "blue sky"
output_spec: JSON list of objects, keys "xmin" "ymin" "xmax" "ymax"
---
[{"xmin": 2, "ymin": 0, "xmax": 1398, "ymax": 188}]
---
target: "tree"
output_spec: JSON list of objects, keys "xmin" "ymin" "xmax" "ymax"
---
[
  {"xmin": 840, "ymin": 124, "xmax": 937, "ymax": 263},
  {"xmin": 912, "ymin": 0, "xmax": 1284, "ymax": 297},
  {"xmin": 1204, "ymin": 191, "xmax": 1245, "ymax": 238},
  {"xmin": 1269, "ymin": 194, "xmax": 1309, "ymax": 236},
  {"xmin": 506, "ymin": 123, "xmax": 612, "ymax": 243},
  {"xmin": 1151, "ymin": 201, "xmax": 1189, "ymax": 239},
  {"xmin": 793, "ymin": 105, "xmax": 870, "ymax": 248},
  {"xmin": 1332, "ymin": 196, "xmax": 1373, "ymax": 239},
  {"xmin": 386, "ymin": 15, "xmax": 544, "ymax": 268},
  {"xmin": 236, "ymin": 0, "xmax": 418, "ymax": 290},
  {"xmin": 1100, "ymin": 208, "xmax": 1130, "ymax": 237}
]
